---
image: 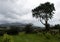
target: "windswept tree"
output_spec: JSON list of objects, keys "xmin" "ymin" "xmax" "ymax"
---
[{"xmin": 32, "ymin": 2, "xmax": 55, "ymax": 31}]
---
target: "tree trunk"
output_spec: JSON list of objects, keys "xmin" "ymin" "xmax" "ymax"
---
[
  {"xmin": 45, "ymin": 14, "xmax": 48, "ymax": 32},
  {"xmin": 45, "ymin": 21, "xmax": 47, "ymax": 28},
  {"xmin": 45, "ymin": 20, "xmax": 48, "ymax": 30}
]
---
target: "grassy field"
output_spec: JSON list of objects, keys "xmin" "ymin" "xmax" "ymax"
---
[{"xmin": 0, "ymin": 32, "xmax": 60, "ymax": 42}]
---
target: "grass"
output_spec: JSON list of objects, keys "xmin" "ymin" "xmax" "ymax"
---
[
  {"xmin": 0, "ymin": 36, "xmax": 3, "ymax": 42},
  {"xmin": 0, "ymin": 32, "xmax": 60, "ymax": 42}
]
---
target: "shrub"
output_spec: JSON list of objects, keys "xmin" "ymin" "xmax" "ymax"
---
[
  {"xmin": 3, "ymin": 33, "xmax": 14, "ymax": 42},
  {"xmin": 7, "ymin": 26, "xmax": 19, "ymax": 35},
  {"xmin": 0, "ymin": 31, "xmax": 5, "ymax": 36},
  {"xmin": 24, "ymin": 24, "xmax": 33, "ymax": 33}
]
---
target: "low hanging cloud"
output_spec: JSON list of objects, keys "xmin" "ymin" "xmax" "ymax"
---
[{"xmin": 0, "ymin": 0, "xmax": 60, "ymax": 26}]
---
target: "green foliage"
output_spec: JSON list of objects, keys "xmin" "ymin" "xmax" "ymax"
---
[
  {"xmin": 2, "ymin": 33, "xmax": 14, "ymax": 42},
  {"xmin": 0, "ymin": 32, "xmax": 60, "ymax": 42},
  {"xmin": 44, "ymin": 33, "xmax": 53, "ymax": 39},
  {"xmin": 13, "ymin": 33, "xmax": 60, "ymax": 42},
  {"xmin": 7, "ymin": 26, "xmax": 19, "ymax": 35},
  {"xmin": 0, "ymin": 36, "xmax": 3, "ymax": 42},
  {"xmin": 53, "ymin": 24, "xmax": 60, "ymax": 29},
  {"xmin": 24, "ymin": 24, "xmax": 33, "ymax": 33}
]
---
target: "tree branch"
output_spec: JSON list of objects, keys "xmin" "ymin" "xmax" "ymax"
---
[{"xmin": 39, "ymin": 18, "xmax": 45, "ymax": 25}]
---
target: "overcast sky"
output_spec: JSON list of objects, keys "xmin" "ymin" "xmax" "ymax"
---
[{"xmin": 0, "ymin": 0, "xmax": 60, "ymax": 27}]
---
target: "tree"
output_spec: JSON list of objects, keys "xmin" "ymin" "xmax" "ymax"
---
[
  {"xmin": 53, "ymin": 24, "xmax": 60, "ymax": 29},
  {"xmin": 7, "ymin": 26, "xmax": 19, "ymax": 35},
  {"xmin": 24, "ymin": 23, "xmax": 33, "ymax": 33},
  {"xmin": 32, "ymin": 2, "xmax": 55, "ymax": 31}
]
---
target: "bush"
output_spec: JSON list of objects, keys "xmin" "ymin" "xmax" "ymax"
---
[
  {"xmin": 44, "ymin": 33, "xmax": 52, "ymax": 39},
  {"xmin": 3, "ymin": 33, "xmax": 14, "ymax": 42},
  {"xmin": 24, "ymin": 24, "xmax": 33, "ymax": 33},
  {"xmin": 0, "ymin": 31, "xmax": 5, "ymax": 36},
  {"xmin": 7, "ymin": 26, "xmax": 19, "ymax": 35}
]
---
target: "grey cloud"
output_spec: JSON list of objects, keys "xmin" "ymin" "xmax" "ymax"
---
[
  {"xmin": 0, "ymin": 0, "xmax": 29, "ymax": 19},
  {"xmin": 0, "ymin": 0, "xmax": 60, "ymax": 27}
]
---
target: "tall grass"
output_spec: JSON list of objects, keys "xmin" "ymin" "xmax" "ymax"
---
[
  {"xmin": 0, "ymin": 32, "xmax": 60, "ymax": 42},
  {"xmin": 2, "ymin": 33, "xmax": 14, "ymax": 42}
]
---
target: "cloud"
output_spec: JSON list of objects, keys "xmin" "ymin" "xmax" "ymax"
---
[
  {"xmin": 0, "ymin": 0, "xmax": 60, "ymax": 26},
  {"xmin": 0, "ymin": 0, "xmax": 29, "ymax": 19}
]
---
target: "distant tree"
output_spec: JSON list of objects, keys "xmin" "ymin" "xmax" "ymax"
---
[
  {"xmin": 7, "ymin": 26, "xmax": 19, "ymax": 35},
  {"xmin": 0, "ymin": 31, "xmax": 5, "ymax": 36},
  {"xmin": 53, "ymin": 24, "xmax": 60, "ymax": 29},
  {"xmin": 32, "ymin": 2, "xmax": 55, "ymax": 31},
  {"xmin": 24, "ymin": 23, "xmax": 33, "ymax": 33}
]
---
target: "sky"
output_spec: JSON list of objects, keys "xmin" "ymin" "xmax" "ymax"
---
[{"xmin": 0, "ymin": 0, "xmax": 60, "ymax": 27}]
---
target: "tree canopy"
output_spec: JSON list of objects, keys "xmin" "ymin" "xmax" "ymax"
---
[{"xmin": 32, "ymin": 2, "xmax": 55, "ymax": 30}]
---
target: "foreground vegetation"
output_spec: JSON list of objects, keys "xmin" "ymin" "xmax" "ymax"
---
[
  {"xmin": 0, "ymin": 32, "xmax": 60, "ymax": 42},
  {"xmin": 0, "ymin": 24, "xmax": 60, "ymax": 42}
]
